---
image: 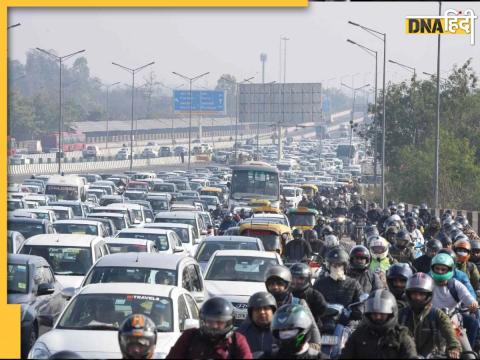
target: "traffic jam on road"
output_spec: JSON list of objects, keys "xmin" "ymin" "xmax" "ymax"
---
[{"xmin": 7, "ymin": 132, "xmax": 480, "ymax": 360}]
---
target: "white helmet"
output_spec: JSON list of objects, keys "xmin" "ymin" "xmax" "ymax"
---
[
  {"xmin": 369, "ymin": 236, "xmax": 389, "ymax": 260},
  {"xmin": 325, "ymin": 234, "xmax": 339, "ymax": 248}
]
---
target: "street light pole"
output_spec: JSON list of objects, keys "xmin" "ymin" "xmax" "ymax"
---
[
  {"xmin": 103, "ymin": 82, "xmax": 120, "ymax": 150},
  {"xmin": 281, "ymin": 37, "xmax": 290, "ymax": 83},
  {"xmin": 113, "ymin": 61, "xmax": 155, "ymax": 171},
  {"xmin": 172, "ymin": 71, "xmax": 210, "ymax": 169},
  {"xmin": 36, "ymin": 48, "xmax": 86, "ymax": 174},
  {"xmin": 349, "ymin": 20, "xmax": 386, "ymax": 208},
  {"xmin": 434, "ymin": 1, "xmax": 442, "ymax": 209}
]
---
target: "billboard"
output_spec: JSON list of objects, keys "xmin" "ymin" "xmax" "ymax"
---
[
  {"xmin": 238, "ymin": 83, "xmax": 324, "ymax": 124},
  {"xmin": 173, "ymin": 90, "xmax": 225, "ymax": 112}
]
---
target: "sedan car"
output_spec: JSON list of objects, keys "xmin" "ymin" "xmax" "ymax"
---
[
  {"xmin": 28, "ymin": 283, "xmax": 199, "ymax": 359},
  {"xmin": 8, "ymin": 254, "xmax": 67, "ymax": 358},
  {"xmin": 105, "ymin": 238, "xmax": 158, "ymax": 254},
  {"xmin": 203, "ymin": 250, "xmax": 282, "ymax": 326},
  {"xmin": 114, "ymin": 228, "xmax": 186, "ymax": 255}
]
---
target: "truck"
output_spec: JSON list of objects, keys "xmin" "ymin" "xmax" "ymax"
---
[{"xmin": 18, "ymin": 140, "xmax": 43, "ymax": 154}]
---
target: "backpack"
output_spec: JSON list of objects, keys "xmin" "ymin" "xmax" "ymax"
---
[{"xmin": 446, "ymin": 278, "xmax": 460, "ymax": 303}]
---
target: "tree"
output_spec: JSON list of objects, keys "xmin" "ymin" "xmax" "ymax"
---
[{"xmin": 215, "ymin": 74, "xmax": 237, "ymax": 117}]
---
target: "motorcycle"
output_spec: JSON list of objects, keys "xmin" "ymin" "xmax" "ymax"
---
[
  {"xmin": 351, "ymin": 218, "xmax": 366, "ymax": 246},
  {"xmin": 441, "ymin": 306, "xmax": 478, "ymax": 359},
  {"xmin": 332, "ymin": 215, "xmax": 347, "ymax": 238}
]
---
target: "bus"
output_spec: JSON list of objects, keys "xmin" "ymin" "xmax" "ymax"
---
[
  {"xmin": 41, "ymin": 130, "xmax": 86, "ymax": 153},
  {"xmin": 45, "ymin": 175, "xmax": 86, "ymax": 202},
  {"xmin": 229, "ymin": 161, "xmax": 280, "ymax": 209}
]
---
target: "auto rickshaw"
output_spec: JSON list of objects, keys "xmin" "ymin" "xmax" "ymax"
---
[
  {"xmin": 251, "ymin": 205, "xmax": 282, "ymax": 215},
  {"xmin": 199, "ymin": 187, "xmax": 224, "ymax": 203},
  {"xmin": 300, "ymin": 184, "xmax": 318, "ymax": 199},
  {"xmin": 286, "ymin": 207, "xmax": 319, "ymax": 231},
  {"xmin": 248, "ymin": 199, "xmax": 272, "ymax": 208},
  {"xmin": 239, "ymin": 222, "xmax": 292, "ymax": 255}
]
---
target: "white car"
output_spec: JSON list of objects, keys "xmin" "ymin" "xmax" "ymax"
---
[
  {"xmin": 28, "ymin": 283, "xmax": 200, "ymax": 359},
  {"xmin": 281, "ymin": 186, "xmax": 303, "ymax": 208},
  {"xmin": 144, "ymin": 223, "xmax": 196, "ymax": 255},
  {"xmin": 114, "ymin": 228, "xmax": 186, "ymax": 255},
  {"xmin": 203, "ymin": 249, "xmax": 283, "ymax": 326},
  {"xmin": 104, "ymin": 238, "xmax": 158, "ymax": 254}
]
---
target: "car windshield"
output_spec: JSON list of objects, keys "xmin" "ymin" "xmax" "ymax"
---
[
  {"xmin": 8, "ymin": 264, "xmax": 29, "ymax": 294},
  {"xmin": 196, "ymin": 241, "xmax": 259, "ymax": 262},
  {"xmin": 84, "ymin": 267, "xmax": 177, "ymax": 287},
  {"xmin": 106, "ymin": 243, "xmax": 148, "ymax": 254},
  {"xmin": 117, "ymin": 233, "xmax": 169, "ymax": 251},
  {"xmin": 7, "ymin": 221, "xmax": 45, "ymax": 239},
  {"xmin": 54, "ymin": 223, "xmax": 99, "ymax": 235},
  {"xmin": 53, "ymin": 209, "xmax": 71, "ymax": 220},
  {"xmin": 125, "ymin": 192, "xmax": 146, "ymax": 201},
  {"xmin": 153, "ymin": 184, "xmax": 174, "ymax": 192},
  {"xmin": 7, "ymin": 201, "xmax": 23, "ymax": 211},
  {"xmin": 282, "ymin": 189, "xmax": 296, "ymax": 197},
  {"xmin": 172, "ymin": 182, "xmax": 187, "ymax": 191},
  {"xmin": 57, "ymin": 293, "xmax": 174, "ymax": 332},
  {"xmin": 205, "ymin": 256, "xmax": 278, "ymax": 282},
  {"xmin": 20, "ymin": 246, "xmax": 92, "ymax": 276},
  {"xmin": 155, "ymin": 218, "xmax": 197, "ymax": 238},
  {"xmin": 149, "ymin": 199, "xmax": 169, "ymax": 211},
  {"xmin": 287, "ymin": 213, "xmax": 316, "ymax": 226},
  {"xmin": 241, "ymin": 229, "xmax": 281, "ymax": 252},
  {"xmin": 202, "ymin": 197, "xmax": 218, "ymax": 205}
]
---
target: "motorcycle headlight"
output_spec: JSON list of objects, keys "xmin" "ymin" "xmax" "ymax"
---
[
  {"xmin": 337, "ymin": 216, "xmax": 345, "ymax": 223},
  {"xmin": 28, "ymin": 342, "xmax": 50, "ymax": 359}
]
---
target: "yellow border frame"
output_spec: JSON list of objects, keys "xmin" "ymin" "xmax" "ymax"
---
[{"xmin": 2, "ymin": 1, "xmax": 307, "ymax": 357}]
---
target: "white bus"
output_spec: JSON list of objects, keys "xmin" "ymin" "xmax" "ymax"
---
[{"xmin": 45, "ymin": 175, "xmax": 86, "ymax": 202}]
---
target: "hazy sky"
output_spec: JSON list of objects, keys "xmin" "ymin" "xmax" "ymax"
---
[{"xmin": 9, "ymin": 2, "xmax": 480, "ymax": 93}]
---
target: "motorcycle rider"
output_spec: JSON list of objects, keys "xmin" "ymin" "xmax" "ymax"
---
[
  {"xmin": 298, "ymin": 195, "xmax": 310, "ymax": 208},
  {"xmin": 399, "ymin": 273, "xmax": 461, "ymax": 359},
  {"xmin": 166, "ymin": 297, "xmax": 252, "ymax": 359},
  {"xmin": 320, "ymin": 225, "xmax": 335, "ymax": 241},
  {"xmin": 369, "ymin": 235, "xmax": 397, "ymax": 274},
  {"xmin": 349, "ymin": 199, "xmax": 367, "ymax": 243},
  {"xmin": 264, "ymin": 265, "xmax": 322, "ymax": 348},
  {"xmin": 413, "ymin": 239, "xmax": 442, "ymax": 274},
  {"xmin": 284, "ymin": 229, "xmax": 313, "ymax": 263},
  {"xmin": 314, "ymin": 248, "xmax": 365, "ymax": 329},
  {"xmin": 453, "ymin": 238, "xmax": 480, "ymax": 291},
  {"xmin": 456, "ymin": 216, "xmax": 480, "ymax": 241},
  {"xmin": 290, "ymin": 263, "xmax": 327, "ymax": 327},
  {"xmin": 386, "ymin": 263, "xmax": 414, "ymax": 311},
  {"xmin": 304, "ymin": 229, "xmax": 323, "ymax": 254},
  {"xmin": 438, "ymin": 248, "xmax": 477, "ymax": 299},
  {"xmin": 118, "ymin": 314, "xmax": 157, "ymax": 359},
  {"xmin": 218, "ymin": 213, "xmax": 238, "ymax": 234},
  {"xmin": 237, "ymin": 292, "xmax": 277, "ymax": 355},
  {"xmin": 333, "ymin": 200, "xmax": 348, "ymax": 217},
  {"xmin": 390, "ymin": 229, "xmax": 417, "ymax": 266},
  {"xmin": 347, "ymin": 245, "xmax": 384, "ymax": 294},
  {"xmin": 340, "ymin": 289, "xmax": 418, "ymax": 359},
  {"xmin": 319, "ymin": 233, "xmax": 340, "ymax": 260},
  {"xmin": 406, "ymin": 217, "xmax": 424, "ymax": 248},
  {"xmin": 470, "ymin": 240, "xmax": 480, "ymax": 272},
  {"xmin": 419, "ymin": 203, "xmax": 432, "ymax": 226},
  {"xmin": 424, "ymin": 216, "xmax": 442, "ymax": 241},
  {"xmin": 367, "ymin": 202, "xmax": 382, "ymax": 225},
  {"xmin": 384, "ymin": 221, "xmax": 401, "ymax": 245},
  {"xmin": 313, "ymin": 216, "xmax": 327, "ymax": 239}
]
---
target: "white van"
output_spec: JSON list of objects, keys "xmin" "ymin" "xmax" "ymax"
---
[{"xmin": 45, "ymin": 175, "xmax": 86, "ymax": 202}]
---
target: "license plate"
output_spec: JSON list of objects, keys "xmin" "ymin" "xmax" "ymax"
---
[
  {"xmin": 235, "ymin": 312, "xmax": 247, "ymax": 320},
  {"xmin": 321, "ymin": 335, "xmax": 338, "ymax": 345}
]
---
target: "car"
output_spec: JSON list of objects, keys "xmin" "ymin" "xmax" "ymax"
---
[
  {"xmin": 146, "ymin": 194, "xmax": 171, "ymax": 214},
  {"xmin": 144, "ymin": 223, "xmax": 196, "ymax": 255},
  {"xmin": 115, "ymin": 149, "xmax": 134, "ymax": 160},
  {"xmin": 141, "ymin": 147, "xmax": 157, "ymax": 158},
  {"xmin": 53, "ymin": 220, "xmax": 109, "ymax": 238},
  {"xmin": 8, "ymin": 254, "xmax": 68, "ymax": 358},
  {"xmin": 39, "ymin": 206, "xmax": 75, "ymax": 220},
  {"xmin": 8, "ymin": 198, "xmax": 27, "ymax": 211},
  {"xmin": 159, "ymin": 146, "xmax": 172, "ymax": 157},
  {"xmin": 281, "ymin": 186, "xmax": 303, "ymax": 208},
  {"xmin": 28, "ymin": 283, "xmax": 199, "ymax": 359},
  {"xmin": 81, "ymin": 253, "xmax": 207, "ymax": 304},
  {"xmin": 249, "ymin": 213, "xmax": 291, "ymax": 227},
  {"xmin": 86, "ymin": 212, "xmax": 129, "ymax": 233},
  {"xmin": 193, "ymin": 236, "xmax": 265, "ymax": 272},
  {"xmin": 12, "ymin": 208, "xmax": 57, "ymax": 223},
  {"xmin": 10, "ymin": 154, "xmax": 33, "ymax": 165},
  {"xmin": 104, "ymin": 238, "xmax": 158, "ymax": 254},
  {"xmin": 99, "ymin": 195, "xmax": 125, "ymax": 207},
  {"xmin": 151, "ymin": 182, "xmax": 177, "ymax": 194},
  {"xmin": 114, "ymin": 228, "xmax": 186, "ymax": 255},
  {"xmin": 48, "ymin": 200, "xmax": 90, "ymax": 218},
  {"xmin": 203, "ymin": 249, "xmax": 283, "ymax": 326},
  {"xmin": 154, "ymin": 211, "xmax": 205, "ymax": 245},
  {"xmin": 83, "ymin": 145, "xmax": 102, "ymax": 159},
  {"xmin": 24, "ymin": 195, "xmax": 51, "ymax": 207},
  {"xmin": 7, "ymin": 218, "xmax": 55, "ymax": 240},
  {"xmin": 199, "ymin": 195, "xmax": 221, "ymax": 211},
  {"xmin": 8, "ymin": 231, "xmax": 26, "ymax": 254},
  {"xmin": 18, "ymin": 234, "xmax": 109, "ymax": 289}
]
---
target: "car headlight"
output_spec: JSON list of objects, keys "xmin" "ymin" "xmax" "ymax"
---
[{"xmin": 28, "ymin": 342, "xmax": 50, "ymax": 359}]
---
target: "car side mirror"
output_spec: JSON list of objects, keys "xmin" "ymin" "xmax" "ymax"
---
[
  {"xmin": 61, "ymin": 287, "xmax": 77, "ymax": 301},
  {"xmin": 183, "ymin": 318, "xmax": 199, "ymax": 331},
  {"xmin": 174, "ymin": 246, "xmax": 184, "ymax": 253},
  {"xmin": 37, "ymin": 283, "xmax": 55, "ymax": 296},
  {"xmin": 146, "ymin": 218, "xmax": 152, "ymax": 223},
  {"xmin": 194, "ymin": 238, "xmax": 201, "ymax": 245}
]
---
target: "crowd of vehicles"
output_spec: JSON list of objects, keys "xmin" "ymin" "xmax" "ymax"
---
[{"xmin": 6, "ymin": 136, "xmax": 480, "ymax": 359}]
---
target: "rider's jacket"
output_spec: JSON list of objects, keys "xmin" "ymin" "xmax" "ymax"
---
[
  {"xmin": 389, "ymin": 246, "xmax": 416, "ymax": 266},
  {"xmin": 284, "ymin": 239, "xmax": 312, "ymax": 262},
  {"xmin": 367, "ymin": 208, "xmax": 382, "ymax": 225},
  {"xmin": 291, "ymin": 285, "xmax": 328, "ymax": 327},
  {"xmin": 347, "ymin": 267, "xmax": 384, "ymax": 294}
]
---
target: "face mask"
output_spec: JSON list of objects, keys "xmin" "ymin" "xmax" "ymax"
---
[
  {"xmin": 279, "ymin": 329, "xmax": 299, "ymax": 340},
  {"xmin": 330, "ymin": 266, "xmax": 346, "ymax": 281},
  {"xmin": 456, "ymin": 250, "xmax": 469, "ymax": 257}
]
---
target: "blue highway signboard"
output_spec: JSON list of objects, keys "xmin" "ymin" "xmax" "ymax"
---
[{"xmin": 173, "ymin": 90, "xmax": 225, "ymax": 112}]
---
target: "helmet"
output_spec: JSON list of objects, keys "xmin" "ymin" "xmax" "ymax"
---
[
  {"xmin": 349, "ymin": 245, "xmax": 371, "ymax": 270},
  {"xmin": 425, "ymin": 239, "xmax": 443, "ymax": 257},
  {"xmin": 405, "ymin": 217, "xmax": 417, "ymax": 232},
  {"xmin": 385, "ymin": 224, "xmax": 400, "ymax": 242},
  {"xmin": 442, "ymin": 218, "xmax": 455, "ymax": 233},
  {"xmin": 449, "ymin": 227, "xmax": 463, "ymax": 241},
  {"xmin": 325, "ymin": 234, "xmax": 339, "ymax": 248},
  {"xmin": 471, "ymin": 240, "xmax": 480, "ymax": 263},
  {"xmin": 272, "ymin": 304, "xmax": 312, "ymax": 354},
  {"xmin": 435, "ymin": 232, "xmax": 452, "ymax": 248},
  {"xmin": 325, "ymin": 248, "xmax": 349, "ymax": 270},
  {"xmin": 369, "ymin": 236, "xmax": 389, "ymax": 260},
  {"xmin": 438, "ymin": 248, "xmax": 457, "ymax": 262},
  {"xmin": 388, "ymin": 200, "xmax": 396, "ymax": 207},
  {"xmin": 455, "ymin": 216, "xmax": 469, "ymax": 227},
  {"xmin": 118, "ymin": 314, "xmax": 157, "ymax": 359},
  {"xmin": 453, "ymin": 239, "xmax": 471, "ymax": 263},
  {"xmin": 471, "ymin": 240, "xmax": 480, "ymax": 252},
  {"xmin": 365, "ymin": 225, "xmax": 379, "ymax": 239},
  {"xmin": 406, "ymin": 273, "xmax": 434, "ymax": 312},
  {"xmin": 454, "ymin": 233, "xmax": 469, "ymax": 243},
  {"xmin": 398, "ymin": 202, "xmax": 405, "ymax": 211},
  {"xmin": 420, "ymin": 203, "xmax": 428, "ymax": 210},
  {"xmin": 364, "ymin": 289, "xmax": 398, "ymax": 332},
  {"xmin": 49, "ymin": 351, "xmax": 83, "ymax": 359},
  {"xmin": 265, "ymin": 265, "xmax": 292, "ymax": 293},
  {"xmin": 247, "ymin": 291, "xmax": 277, "ymax": 318},
  {"xmin": 292, "ymin": 228, "xmax": 303, "ymax": 240},
  {"xmin": 430, "ymin": 253, "xmax": 455, "ymax": 282},
  {"xmin": 304, "ymin": 229, "xmax": 318, "ymax": 242},
  {"xmin": 321, "ymin": 225, "xmax": 334, "ymax": 237},
  {"xmin": 316, "ymin": 215, "xmax": 326, "ymax": 225},
  {"xmin": 199, "ymin": 297, "xmax": 234, "ymax": 341},
  {"xmin": 354, "ymin": 199, "xmax": 362, "ymax": 206},
  {"xmin": 369, "ymin": 202, "xmax": 377, "ymax": 209},
  {"xmin": 338, "ymin": 200, "xmax": 345, "ymax": 207},
  {"xmin": 395, "ymin": 229, "xmax": 412, "ymax": 250},
  {"xmin": 386, "ymin": 263, "xmax": 413, "ymax": 298},
  {"xmin": 290, "ymin": 263, "xmax": 312, "ymax": 292}
]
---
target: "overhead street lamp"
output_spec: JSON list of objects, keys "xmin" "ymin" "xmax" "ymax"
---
[
  {"xmin": 172, "ymin": 71, "xmax": 210, "ymax": 170},
  {"xmin": 36, "ymin": 47, "xmax": 86, "ymax": 174},
  {"xmin": 423, "ymin": 71, "xmax": 447, "ymax": 82},
  {"xmin": 7, "ymin": 23, "xmax": 21, "ymax": 30},
  {"xmin": 348, "ymin": 20, "xmax": 387, "ymax": 209},
  {"xmin": 388, "ymin": 59, "xmax": 416, "ymax": 78},
  {"xmin": 113, "ymin": 61, "xmax": 155, "ymax": 171}
]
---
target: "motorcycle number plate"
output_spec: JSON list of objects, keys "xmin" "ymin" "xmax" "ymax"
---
[
  {"xmin": 321, "ymin": 335, "xmax": 338, "ymax": 345},
  {"xmin": 234, "ymin": 312, "xmax": 247, "ymax": 320}
]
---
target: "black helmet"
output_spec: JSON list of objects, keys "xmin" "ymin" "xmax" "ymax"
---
[
  {"xmin": 272, "ymin": 304, "xmax": 312, "ymax": 354},
  {"xmin": 292, "ymin": 228, "xmax": 303, "ymax": 240},
  {"xmin": 369, "ymin": 202, "xmax": 377, "ymax": 208},
  {"xmin": 420, "ymin": 203, "xmax": 428, "ymax": 210},
  {"xmin": 199, "ymin": 297, "xmax": 234, "ymax": 341},
  {"xmin": 425, "ymin": 239, "xmax": 443, "ymax": 256},
  {"xmin": 303, "ymin": 229, "xmax": 318, "ymax": 242},
  {"xmin": 455, "ymin": 216, "xmax": 469, "ymax": 227},
  {"xmin": 355, "ymin": 199, "xmax": 362, "ymax": 206},
  {"xmin": 349, "ymin": 245, "xmax": 371, "ymax": 270},
  {"xmin": 471, "ymin": 240, "xmax": 480, "ymax": 251},
  {"xmin": 395, "ymin": 229, "xmax": 412, "ymax": 249},
  {"xmin": 290, "ymin": 263, "xmax": 312, "ymax": 292},
  {"xmin": 364, "ymin": 289, "xmax": 398, "ymax": 332},
  {"xmin": 247, "ymin": 291, "xmax": 277, "ymax": 318},
  {"xmin": 449, "ymin": 227, "xmax": 463, "ymax": 241},
  {"xmin": 325, "ymin": 248, "xmax": 349, "ymax": 270},
  {"xmin": 386, "ymin": 263, "xmax": 413, "ymax": 298},
  {"xmin": 387, "ymin": 200, "xmax": 396, "ymax": 207},
  {"xmin": 118, "ymin": 314, "xmax": 157, "ymax": 359},
  {"xmin": 435, "ymin": 232, "xmax": 452, "ymax": 248},
  {"xmin": 49, "ymin": 351, "xmax": 83, "ymax": 359},
  {"xmin": 321, "ymin": 225, "xmax": 334, "ymax": 237},
  {"xmin": 406, "ymin": 272, "xmax": 434, "ymax": 312},
  {"xmin": 405, "ymin": 217, "xmax": 417, "ymax": 232},
  {"xmin": 438, "ymin": 248, "xmax": 457, "ymax": 263}
]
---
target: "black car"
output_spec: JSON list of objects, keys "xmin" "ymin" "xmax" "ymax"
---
[
  {"xmin": 7, "ymin": 218, "xmax": 55, "ymax": 240},
  {"xmin": 8, "ymin": 254, "xmax": 67, "ymax": 357}
]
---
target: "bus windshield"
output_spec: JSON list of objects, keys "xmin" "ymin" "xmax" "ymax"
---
[
  {"xmin": 45, "ymin": 185, "xmax": 79, "ymax": 201},
  {"xmin": 231, "ymin": 170, "xmax": 279, "ymax": 200}
]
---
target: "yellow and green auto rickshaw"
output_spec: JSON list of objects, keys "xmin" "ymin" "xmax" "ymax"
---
[
  {"xmin": 286, "ymin": 207, "xmax": 319, "ymax": 231},
  {"xmin": 300, "ymin": 184, "xmax": 318, "ymax": 199},
  {"xmin": 239, "ymin": 222, "xmax": 292, "ymax": 255}
]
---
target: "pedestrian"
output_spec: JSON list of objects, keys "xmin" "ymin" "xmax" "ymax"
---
[{"xmin": 180, "ymin": 150, "xmax": 185, "ymax": 164}]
